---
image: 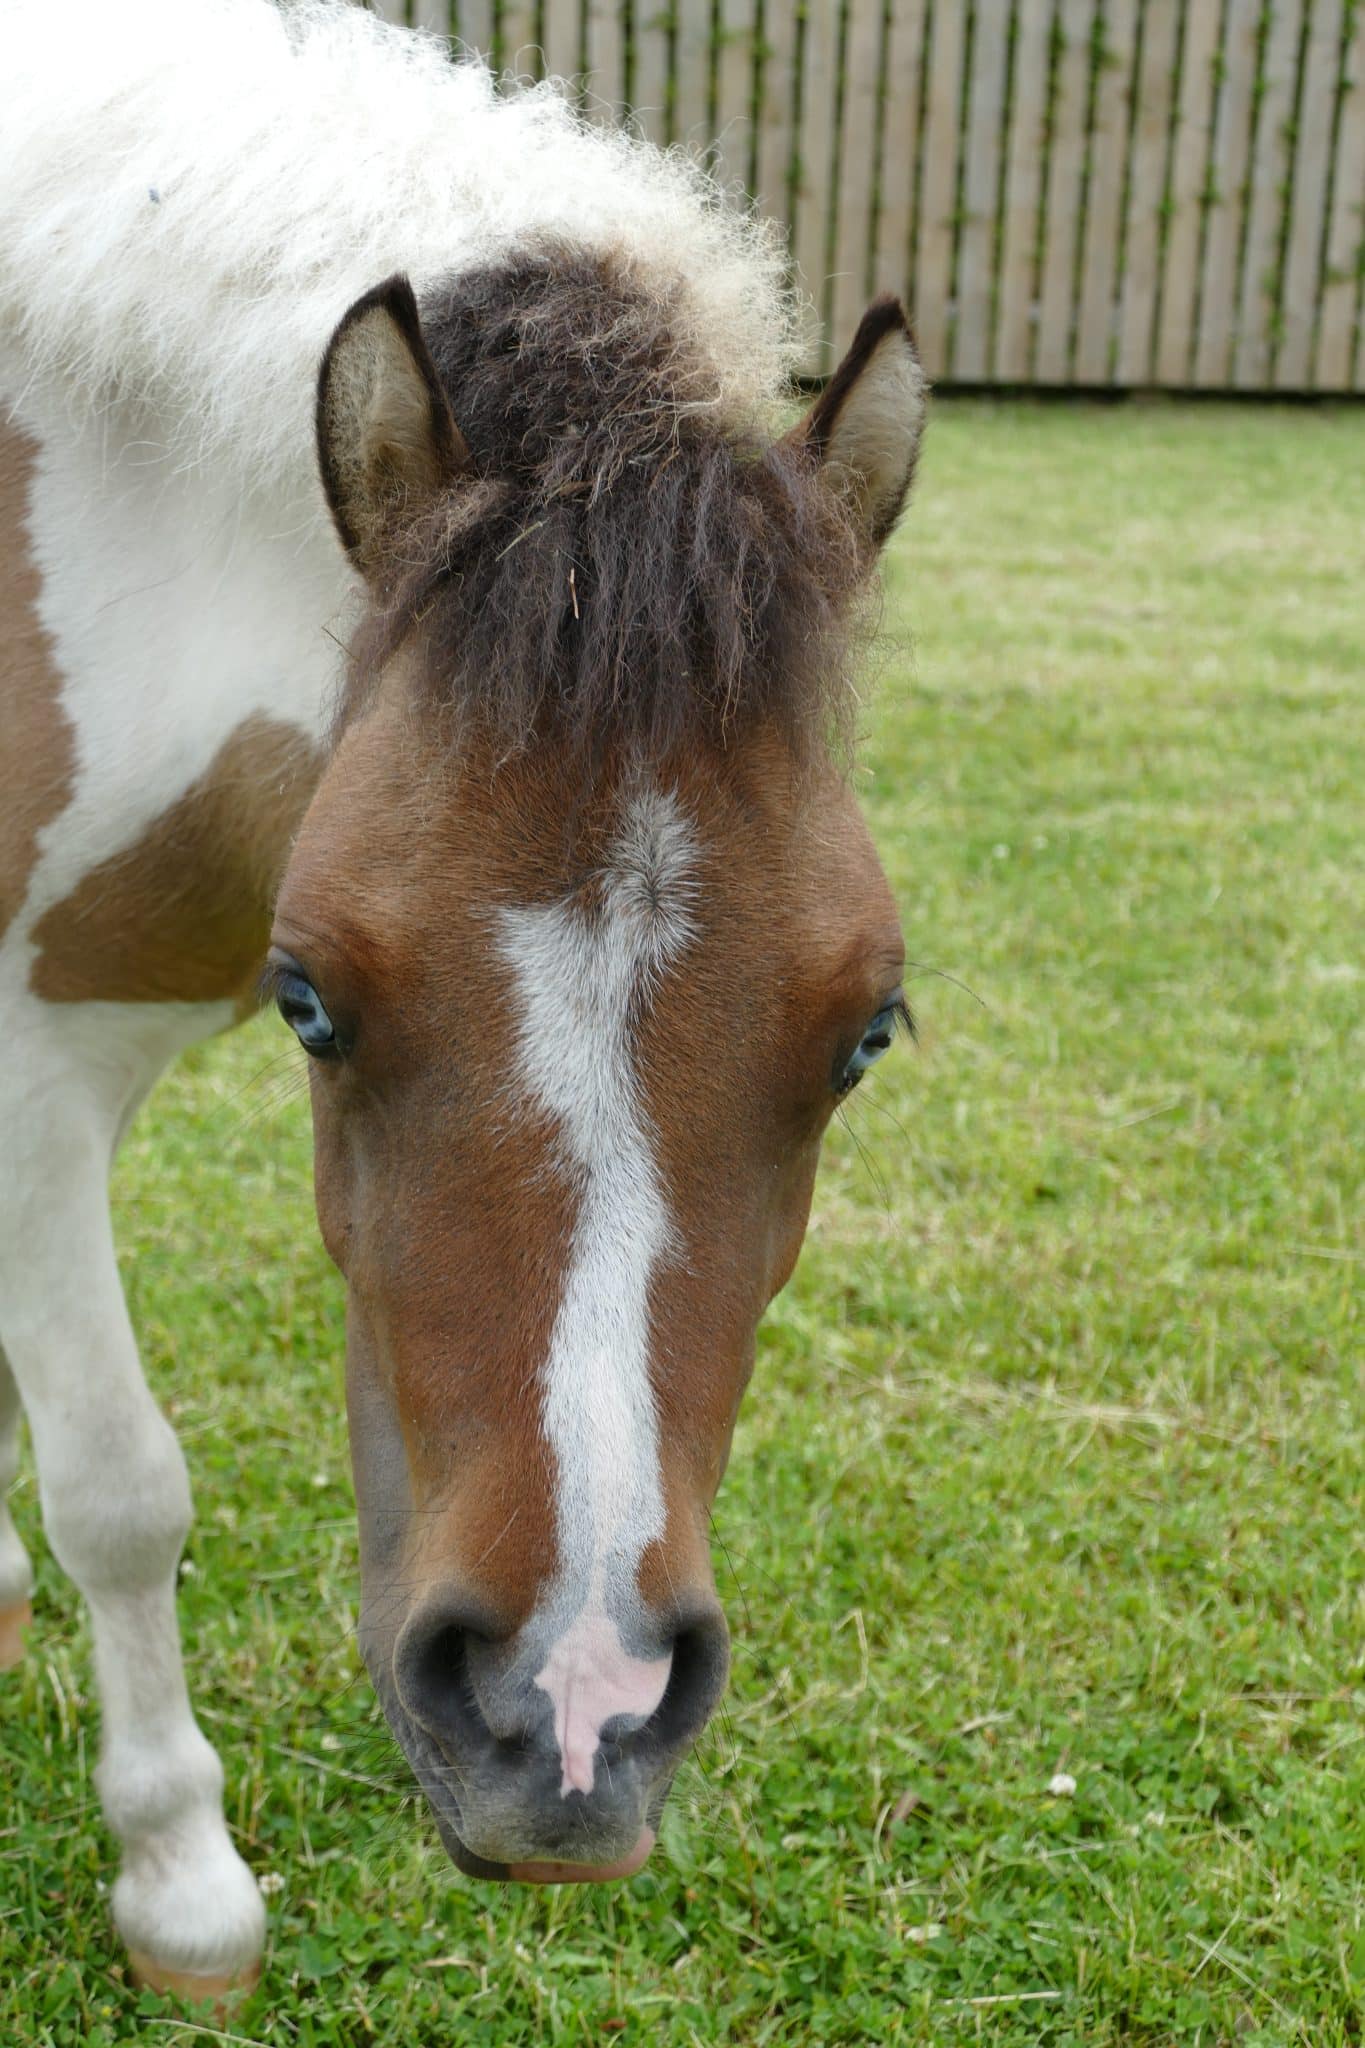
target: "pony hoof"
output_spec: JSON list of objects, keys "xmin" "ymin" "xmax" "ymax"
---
[
  {"xmin": 0, "ymin": 1599, "xmax": 32, "ymax": 1670},
  {"xmin": 128, "ymin": 1950, "xmax": 262, "ymax": 2010}
]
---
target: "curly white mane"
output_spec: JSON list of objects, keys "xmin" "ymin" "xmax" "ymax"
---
[{"xmin": 0, "ymin": 0, "xmax": 797, "ymax": 514}]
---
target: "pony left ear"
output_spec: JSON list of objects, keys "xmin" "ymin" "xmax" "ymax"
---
[
  {"xmin": 791, "ymin": 297, "xmax": 927, "ymax": 555},
  {"xmin": 316, "ymin": 275, "xmax": 470, "ymax": 578}
]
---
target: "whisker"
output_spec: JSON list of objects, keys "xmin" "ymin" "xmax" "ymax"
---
[{"xmin": 835, "ymin": 1103, "xmax": 892, "ymax": 1211}]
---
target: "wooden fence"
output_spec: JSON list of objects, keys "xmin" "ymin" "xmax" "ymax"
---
[{"xmin": 369, "ymin": 1, "xmax": 1365, "ymax": 392}]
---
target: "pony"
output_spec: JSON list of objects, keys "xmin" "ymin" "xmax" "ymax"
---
[{"xmin": 0, "ymin": 0, "xmax": 925, "ymax": 2001}]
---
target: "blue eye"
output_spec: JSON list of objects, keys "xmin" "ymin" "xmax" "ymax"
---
[
  {"xmin": 276, "ymin": 971, "xmax": 337, "ymax": 1056},
  {"xmin": 836, "ymin": 997, "xmax": 909, "ymax": 1096}
]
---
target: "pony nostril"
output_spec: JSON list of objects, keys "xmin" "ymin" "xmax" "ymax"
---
[
  {"xmin": 637, "ymin": 1610, "xmax": 730, "ymax": 1757},
  {"xmin": 535, "ymin": 1604, "xmax": 729, "ymax": 1798},
  {"xmin": 395, "ymin": 1611, "xmax": 498, "ymax": 1757}
]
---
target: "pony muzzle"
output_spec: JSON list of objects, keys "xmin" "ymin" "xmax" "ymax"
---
[{"xmin": 387, "ymin": 1592, "xmax": 730, "ymax": 1877}]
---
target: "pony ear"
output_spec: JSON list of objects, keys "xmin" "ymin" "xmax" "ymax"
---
[
  {"xmin": 791, "ymin": 297, "xmax": 927, "ymax": 555},
  {"xmin": 316, "ymin": 275, "xmax": 469, "ymax": 577}
]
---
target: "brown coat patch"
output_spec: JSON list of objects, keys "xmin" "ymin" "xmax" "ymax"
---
[
  {"xmin": 0, "ymin": 422, "xmax": 77, "ymax": 945},
  {"xmin": 31, "ymin": 713, "xmax": 324, "ymax": 1007}
]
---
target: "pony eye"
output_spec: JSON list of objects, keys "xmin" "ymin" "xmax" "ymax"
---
[
  {"xmin": 276, "ymin": 971, "xmax": 337, "ymax": 1056},
  {"xmin": 836, "ymin": 997, "xmax": 908, "ymax": 1097}
]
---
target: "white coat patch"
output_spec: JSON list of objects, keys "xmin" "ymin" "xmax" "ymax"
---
[
  {"xmin": 2, "ymin": 0, "xmax": 797, "ymax": 526},
  {"xmin": 497, "ymin": 787, "xmax": 697, "ymax": 1795}
]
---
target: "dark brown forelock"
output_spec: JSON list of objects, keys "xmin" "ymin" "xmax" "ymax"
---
[{"xmin": 341, "ymin": 246, "xmax": 866, "ymax": 758}]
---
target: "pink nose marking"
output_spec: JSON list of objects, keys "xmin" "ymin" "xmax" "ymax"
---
[{"xmin": 534, "ymin": 1608, "xmax": 671, "ymax": 1797}]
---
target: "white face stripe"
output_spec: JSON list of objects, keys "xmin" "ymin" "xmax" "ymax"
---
[{"xmin": 496, "ymin": 787, "xmax": 698, "ymax": 1795}]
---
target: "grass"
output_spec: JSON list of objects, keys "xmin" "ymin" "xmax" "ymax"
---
[{"xmin": 3, "ymin": 397, "xmax": 1364, "ymax": 2045}]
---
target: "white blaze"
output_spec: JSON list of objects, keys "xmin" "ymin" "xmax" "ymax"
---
[{"xmin": 497, "ymin": 788, "xmax": 697, "ymax": 1796}]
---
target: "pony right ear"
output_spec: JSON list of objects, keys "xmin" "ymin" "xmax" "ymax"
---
[
  {"xmin": 316, "ymin": 275, "xmax": 469, "ymax": 578},
  {"xmin": 788, "ymin": 297, "xmax": 926, "ymax": 557}
]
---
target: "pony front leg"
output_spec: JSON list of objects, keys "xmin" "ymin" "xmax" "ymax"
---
[
  {"xmin": 0, "ymin": 1348, "xmax": 34, "ymax": 1667},
  {"xmin": 0, "ymin": 1107, "xmax": 265, "ymax": 1998}
]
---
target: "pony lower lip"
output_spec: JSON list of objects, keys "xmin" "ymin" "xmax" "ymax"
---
[{"xmin": 506, "ymin": 1827, "xmax": 656, "ymax": 1885}]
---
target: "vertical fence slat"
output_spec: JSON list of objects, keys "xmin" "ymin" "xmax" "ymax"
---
[
  {"xmin": 584, "ymin": 0, "xmax": 626, "ymax": 118},
  {"xmin": 712, "ymin": 0, "xmax": 759, "ymax": 195},
  {"xmin": 915, "ymin": 0, "xmax": 968, "ymax": 377},
  {"xmin": 793, "ymin": 0, "xmax": 844, "ymax": 371},
  {"xmin": 541, "ymin": 0, "xmax": 582, "ymax": 85},
  {"xmin": 995, "ymin": 0, "xmax": 1050, "ymax": 381},
  {"xmin": 873, "ymin": 0, "xmax": 928, "ymax": 306},
  {"xmin": 754, "ymin": 0, "xmax": 800, "ymax": 239},
  {"xmin": 1192, "ymin": 0, "xmax": 1259, "ymax": 386},
  {"xmin": 454, "ymin": 0, "xmax": 496, "ymax": 57},
  {"xmin": 1115, "ymin": 0, "xmax": 1180, "ymax": 384},
  {"xmin": 1232, "ymin": 0, "xmax": 1304, "ymax": 387},
  {"xmin": 954, "ymin": 0, "xmax": 1011, "ymax": 381},
  {"xmin": 1036, "ymin": 0, "xmax": 1095, "ymax": 384},
  {"xmin": 632, "ymin": 0, "xmax": 671, "ymax": 143},
  {"xmin": 411, "ymin": 2, "xmax": 454, "ymax": 35},
  {"xmin": 1154, "ymin": 0, "xmax": 1221, "ymax": 384},
  {"xmin": 1315, "ymin": 6, "xmax": 1365, "ymax": 388},
  {"xmin": 1075, "ymin": 0, "xmax": 1140, "ymax": 384},
  {"xmin": 831, "ymin": 0, "xmax": 887, "ymax": 351},
  {"xmin": 499, "ymin": 0, "xmax": 541, "ymax": 76},
  {"xmin": 1278, "ymin": 0, "xmax": 1345, "ymax": 386},
  {"xmin": 674, "ymin": 0, "xmax": 713, "ymax": 146}
]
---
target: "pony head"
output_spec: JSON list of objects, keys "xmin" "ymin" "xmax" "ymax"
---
[{"xmin": 271, "ymin": 256, "xmax": 925, "ymax": 1878}]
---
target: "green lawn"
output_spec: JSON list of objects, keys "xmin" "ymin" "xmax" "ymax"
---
[{"xmin": 4, "ymin": 399, "xmax": 1363, "ymax": 2045}]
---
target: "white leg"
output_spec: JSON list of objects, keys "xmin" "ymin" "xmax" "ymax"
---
[
  {"xmin": 0, "ymin": 1346, "xmax": 34, "ymax": 1668},
  {"xmin": 0, "ymin": 1009, "xmax": 264, "ymax": 1992}
]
